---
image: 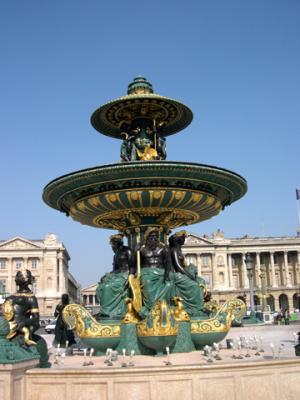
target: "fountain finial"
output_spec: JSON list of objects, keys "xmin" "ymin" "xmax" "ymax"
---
[{"xmin": 127, "ymin": 76, "xmax": 153, "ymax": 95}]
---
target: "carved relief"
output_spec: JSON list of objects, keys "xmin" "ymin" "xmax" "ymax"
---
[
  {"xmin": 0, "ymin": 239, "xmax": 39, "ymax": 250},
  {"xmin": 185, "ymin": 235, "xmax": 213, "ymax": 245}
]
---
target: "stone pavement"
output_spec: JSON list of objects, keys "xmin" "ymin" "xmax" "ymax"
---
[{"xmin": 42, "ymin": 323, "xmax": 300, "ymax": 369}]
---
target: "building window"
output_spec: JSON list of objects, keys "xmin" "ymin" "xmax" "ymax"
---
[
  {"xmin": 259, "ymin": 254, "xmax": 265, "ymax": 264},
  {"xmin": 31, "ymin": 259, "xmax": 38, "ymax": 269},
  {"xmin": 32, "ymin": 283, "xmax": 37, "ymax": 294},
  {"xmin": 232, "ymin": 274, "xmax": 238, "ymax": 288},
  {"xmin": 232, "ymin": 257, "xmax": 238, "ymax": 267},
  {"xmin": 0, "ymin": 279, "xmax": 6, "ymax": 293},
  {"xmin": 274, "ymin": 254, "xmax": 280, "ymax": 265},
  {"xmin": 15, "ymin": 259, "xmax": 23, "ymax": 269},
  {"xmin": 186, "ymin": 254, "xmax": 196, "ymax": 265},
  {"xmin": 201, "ymin": 255, "xmax": 210, "ymax": 267},
  {"xmin": 202, "ymin": 275, "xmax": 211, "ymax": 286},
  {"xmin": 0, "ymin": 259, "xmax": 7, "ymax": 269}
]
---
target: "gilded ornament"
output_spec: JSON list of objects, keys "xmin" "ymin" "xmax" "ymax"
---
[
  {"xmin": 130, "ymin": 192, "xmax": 140, "ymax": 201},
  {"xmin": 122, "ymin": 298, "xmax": 140, "ymax": 324},
  {"xmin": 63, "ymin": 304, "xmax": 121, "ymax": 338},
  {"xmin": 153, "ymin": 190, "xmax": 163, "ymax": 199},
  {"xmin": 190, "ymin": 298, "xmax": 246, "ymax": 334},
  {"xmin": 3, "ymin": 299, "xmax": 37, "ymax": 345},
  {"xmin": 2, "ymin": 299, "xmax": 14, "ymax": 321},
  {"xmin": 173, "ymin": 297, "xmax": 190, "ymax": 322},
  {"xmin": 128, "ymin": 274, "xmax": 142, "ymax": 312},
  {"xmin": 137, "ymin": 300, "xmax": 178, "ymax": 337},
  {"xmin": 126, "ymin": 212, "xmax": 141, "ymax": 226},
  {"xmin": 107, "ymin": 194, "xmax": 118, "ymax": 202},
  {"xmin": 191, "ymin": 193, "xmax": 202, "ymax": 202},
  {"xmin": 174, "ymin": 191, "xmax": 185, "ymax": 200},
  {"xmin": 136, "ymin": 146, "xmax": 158, "ymax": 161}
]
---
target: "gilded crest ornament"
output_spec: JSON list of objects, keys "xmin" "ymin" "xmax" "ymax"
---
[{"xmin": 137, "ymin": 300, "xmax": 178, "ymax": 337}]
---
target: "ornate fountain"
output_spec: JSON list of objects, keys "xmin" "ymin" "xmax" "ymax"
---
[{"xmin": 43, "ymin": 76, "xmax": 247, "ymax": 355}]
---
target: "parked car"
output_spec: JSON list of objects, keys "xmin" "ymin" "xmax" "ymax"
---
[
  {"xmin": 39, "ymin": 319, "xmax": 51, "ymax": 328},
  {"xmin": 45, "ymin": 320, "xmax": 56, "ymax": 334}
]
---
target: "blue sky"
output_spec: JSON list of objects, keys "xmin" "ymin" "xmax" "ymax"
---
[{"xmin": 1, "ymin": 1, "xmax": 300, "ymax": 287}]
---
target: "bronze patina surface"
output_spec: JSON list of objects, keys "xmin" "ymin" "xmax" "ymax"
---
[
  {"xmin": 42, "ymin": 161, "xmax": 247, "ymax": 230},
  {"xmin": 91, "ymin": 76, "xmax": 193, "ymax": 138}
]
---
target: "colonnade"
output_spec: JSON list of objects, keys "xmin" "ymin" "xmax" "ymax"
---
[{"xmin": 185, "ymin": 250, "xmax": 300, "ymax": 291}]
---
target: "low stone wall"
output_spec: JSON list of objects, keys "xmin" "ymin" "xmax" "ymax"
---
[
  {"xmin": 0, "ymin": 360, "xmax": 38, "ymax": 400},
  {"xmin": 25, "ymin": 359, "xmax": 300, "ymax": 400}
]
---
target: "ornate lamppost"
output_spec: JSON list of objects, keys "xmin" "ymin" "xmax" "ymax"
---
[{"xmin": 245, "ymin": 253, "xmax": 255, "ymax": 317}]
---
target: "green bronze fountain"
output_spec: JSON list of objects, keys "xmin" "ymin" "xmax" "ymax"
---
[{"xmin": 42, "ymin": 76, "xmax": 247, "ymax": 355}]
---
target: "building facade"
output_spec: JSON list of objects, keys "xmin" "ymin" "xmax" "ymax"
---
[
  {"xmin": 0, "ymin": 234, "xmax": 81, "ymax": 317},
  {"xmin": 81, "ymin": 283, "xmax": 99, "ymax": 314},
  {"xmin": 183, "ymin": 230, "xmax": 300, "ymax": 312}
]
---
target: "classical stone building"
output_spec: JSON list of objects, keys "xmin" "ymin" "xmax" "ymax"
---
[
  {"xmin": 0, "ymin": 234, "xmax": 81, "ymax": 317},
  {"xmin": 81, "ymin": 283, "xmax": 99, "ymax": 314},
  {"xmin": 183, "ymin": 230, "xmax": 300, "ymax": 312}
]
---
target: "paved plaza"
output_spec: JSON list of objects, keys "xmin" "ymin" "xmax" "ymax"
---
[{"xmin": 42, "ymin": 323, "xmax": 300, "ymax": 369}]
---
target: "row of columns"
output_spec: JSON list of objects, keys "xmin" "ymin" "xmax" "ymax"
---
[
  {"xmin": 82, "ymin": 294, "xmax": 99, "ymax": 306},
  {"xmin": 187, "ymin": 251, "xmax": 300, "ymax": 290}
]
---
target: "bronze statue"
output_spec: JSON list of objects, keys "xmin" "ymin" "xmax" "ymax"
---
[
  {"xmin": 96, "ymin": 234, "xmax": 134, "ymax": 319},
  {"xmin": 111, "ymin": 234, "xmax": 135, "ymax": 274},
  {"xmin": 169, "ymin": 231, "xmax": 206, "ymax": 317},
  {"xmin": 169, "ymin": 231, "xmax": 197, "ymax": 281},
  {"xmin": 3, "ymin": 268, "xmax": 51, "ymax": 367},
  {"xmin": 139, "ymin": 227, "xmax": 172, "ymax": 315},
  {"xmin": 54, "ymin": 293, "xmax": 76, "ymax": 347},
  {"xmin": 119, "ymin": 119, "xmax": 167, "ymax": 162}
]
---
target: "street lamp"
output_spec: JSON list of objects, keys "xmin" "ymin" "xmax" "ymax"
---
[{"xmin": 245, "ymin": 253, "xmax": 255, "ymax": 317}]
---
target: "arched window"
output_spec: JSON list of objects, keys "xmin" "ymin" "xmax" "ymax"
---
[
  {"xmin": 293, "ymin": 293, "xmax": 300, "ymax": 312},
  {"xmin": 267, "ymin": 295, "xmax": 275, "ymax": 312},
  {"xmin": 83, "ymin": 295, "xmax": 87, "ymax": 305},
  {"xmin": 88, "ymin": 294, "xmax": 93, "ymax": 305},
  {"xmin": 279, "ymin": 293, "xmax": 289, "ymax": 311},
  {"xmin": 254, "ymin": 295, "xmax": 260, "ymax": 306},
  {"xmin": 232, "ymin": 274, "xmax": 238, "ymax": 288}
]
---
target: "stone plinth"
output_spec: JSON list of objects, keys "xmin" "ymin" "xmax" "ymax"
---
[
  {"xmin": 0, "ymin": 359, "xmax": 38, "ymax": 400},
  {"xmin": 25, "ymin": 358, "xmax": 300, "ymax": 400}
]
